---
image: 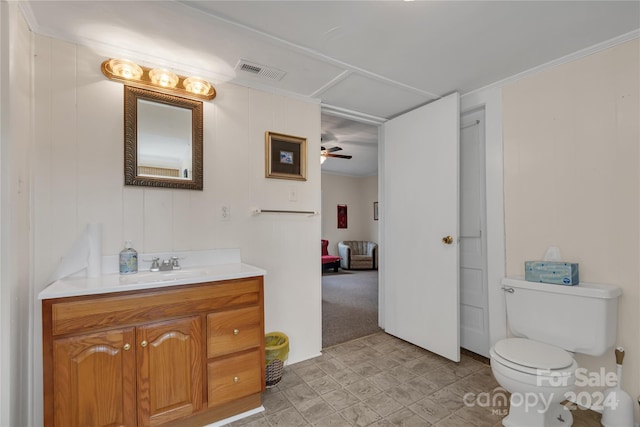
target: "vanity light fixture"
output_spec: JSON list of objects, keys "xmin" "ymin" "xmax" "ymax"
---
[{"xmin": 101, "ymin": 58, "xmax": 216, "ymax": 101}]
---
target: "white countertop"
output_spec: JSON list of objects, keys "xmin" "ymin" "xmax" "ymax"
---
[
  {"xmin": 39, "ymin": 263, "xmax": 266, "ymax": 300},
  {"xmin": 39, "ymin": 249, "xmax": 266, "ymax": 300}
]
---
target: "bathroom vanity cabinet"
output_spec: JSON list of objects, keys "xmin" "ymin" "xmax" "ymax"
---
[{"xmin": 41, "ymin": 276, "xmax": 265, "ymax": 427}]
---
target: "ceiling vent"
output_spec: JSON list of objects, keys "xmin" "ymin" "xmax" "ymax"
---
[{"xmin": 235, "ymin": 59, "xmax": 286, "ymax": 81}]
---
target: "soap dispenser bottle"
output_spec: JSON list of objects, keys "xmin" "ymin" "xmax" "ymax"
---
[{"xmin": 119, "ymin": 241, "xmax": 138, "ymax": 275}]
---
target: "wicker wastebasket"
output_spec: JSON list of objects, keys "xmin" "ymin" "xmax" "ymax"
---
[{"xmin": 265, "ymin": 332, "xmax": 289, "ymax": 388}]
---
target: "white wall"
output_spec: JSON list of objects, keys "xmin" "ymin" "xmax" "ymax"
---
[
  {"xmin": 321, "ymin": 172, "xmax": 378, "ymax": 255},
  {"xmin": 0, "ymin": 3, "xmax": 32, "ymax": 426},
  {"xmin": 503, "ymin": 39, "xmax": 639, "ymax": 417},
  {"xmin": 30, "ymin": 35, "xmax": 322, "ymax": 425}
]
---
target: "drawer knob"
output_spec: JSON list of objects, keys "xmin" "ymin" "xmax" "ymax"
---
[
  {"xmin": 140, "ymin": 340, "xmax": 148, "ymax": 348},
  {"xmin": 233, "ymin": 329, "xmax": 240, "ymax": 335},
  {"xmin": 123, "ymin": 343, "xmax": 131, "ymax": 351},
  {"xmin": 233, "ymin": 376, "xmax": 239, "ymax": 383}
]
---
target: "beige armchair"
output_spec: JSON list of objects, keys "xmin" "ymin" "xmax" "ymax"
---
[{"xmin": 338, "ymin": 241, "xmax": 378, "ymax": 270}]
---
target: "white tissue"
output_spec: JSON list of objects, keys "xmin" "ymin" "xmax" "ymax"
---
[
  {"xmin": 543, "ymin": 246, "xmax": 562, "ymax": 262},
  {"xmin": 49, "ymin": 223, "xmax": 102, "ymax": 283}
]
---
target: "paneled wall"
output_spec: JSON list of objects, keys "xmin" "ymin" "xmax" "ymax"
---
[
  {"xmin": 0, "ymin": 4, "xmax": 32, "ymax": 426},
  {"xmin": 31, "ymin": 35, "xmax": 322, "ymax": 425},
  {"xmin": 503, "ymin": 39, "xmax": 639, "ymax": 417}
]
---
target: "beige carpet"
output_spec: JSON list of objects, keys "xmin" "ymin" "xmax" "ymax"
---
[{"xmin": 322, "ymin": 269, "xmax": 382, "ymax": 348}]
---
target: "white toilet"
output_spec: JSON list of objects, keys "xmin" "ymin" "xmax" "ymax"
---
[{"xmin": 491, "ymin": 277, "xmax": 621, "ymax": 427}]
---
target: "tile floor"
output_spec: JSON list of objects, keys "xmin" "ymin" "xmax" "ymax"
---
[{"xmin": 231, "ymin": 332, "xmax": 603, "ymax": 426}]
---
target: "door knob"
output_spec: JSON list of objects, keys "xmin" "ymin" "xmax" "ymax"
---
[
  {"xmin": 140, "ymin": 340, "xmax": 148, "ymax": 347},
  {"xmin": 233, "ymin": 329, "xmax": 240, "ymax": 335},
  {"xmin": 442, "ymin": 235, "xmax": 453, "ymax": 245},
  {"xmin": 123, "ymin": 343, "xmax": 131, "ymax": 351}
]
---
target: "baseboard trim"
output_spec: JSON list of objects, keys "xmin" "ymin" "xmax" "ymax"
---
[
  {"xmin": 287, "ymin": 352, "xmax": 323, "ymax": 366},
  {"xmin": 203, "ymin": 405, "xmax": 265, "ymax": 427}
]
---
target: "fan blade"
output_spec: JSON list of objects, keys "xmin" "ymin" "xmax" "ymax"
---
[
  {"xmin": 326, "ymin": 153, "xmax": 352, "ymax": 159},
  {"xmin": 327, "ymin": 146, "xmax": 343, "ymax": 153}
]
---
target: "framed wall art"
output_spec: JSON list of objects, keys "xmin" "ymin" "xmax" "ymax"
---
[
  {"xmin": 337, "ymin": 204, "xmax": 347, "ymax": 229},
  {"xmin": 265, "ymin": 131, "xmax": 307, "ymax": 181}
]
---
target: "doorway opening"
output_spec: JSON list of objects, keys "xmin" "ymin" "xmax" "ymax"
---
[{"xmin": 320, "ymin": 113, "xmax": 380, "ymax": 348}]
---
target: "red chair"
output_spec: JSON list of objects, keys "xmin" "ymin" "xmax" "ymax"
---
[{"xmin": 321, "ymin": 240, "xmax": 341, "ymax": 272}]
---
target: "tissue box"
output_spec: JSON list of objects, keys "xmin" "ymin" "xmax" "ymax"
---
[{"xmin": 524, "ymin": 261, "xmax": 579, "ymax": 285}]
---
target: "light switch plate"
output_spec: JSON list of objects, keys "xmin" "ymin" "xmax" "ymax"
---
[{"xmin": 288, "ymin": 187, "xmax": 297, "ymax": 202}]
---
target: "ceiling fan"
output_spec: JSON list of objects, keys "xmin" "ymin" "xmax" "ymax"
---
[{"xmin": 321, "ymin": 145, "xmax": 352, "ymax": 160}]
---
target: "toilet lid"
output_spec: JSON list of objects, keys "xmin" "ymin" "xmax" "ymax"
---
[{"xmin": 493, "ymin": 338, "xmax": 573, "ymax": 370}]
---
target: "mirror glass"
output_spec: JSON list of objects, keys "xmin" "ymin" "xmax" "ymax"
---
[
  {"xmin": 137, "ymin": 100, "xmax": 192, "ymax": 179},
  {"xmin": 124, "ymin": 86, "xmax": 203, "ymax": 190}
]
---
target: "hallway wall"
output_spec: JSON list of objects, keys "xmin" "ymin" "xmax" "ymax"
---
[{"xmin": 321, "ymin": 173, "xmax": 378, "ymax": 256}]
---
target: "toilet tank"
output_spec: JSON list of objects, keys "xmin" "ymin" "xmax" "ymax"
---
[{"xmin": 501, "ymin": 277, "xmax": 621, "ymax": 356}]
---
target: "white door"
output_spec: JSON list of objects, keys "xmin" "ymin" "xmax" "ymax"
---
[
  {"xmin": 382, "ymin": 93, "xmax": 460, "ymax": 362},
  {"xmin": 460, "ymin": 109, "xmax": 490, "ymax": 357}
]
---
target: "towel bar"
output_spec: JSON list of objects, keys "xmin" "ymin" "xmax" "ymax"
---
[{"xmin": 253, "ymin": 209, "xmax": 318, "ymax": 215}]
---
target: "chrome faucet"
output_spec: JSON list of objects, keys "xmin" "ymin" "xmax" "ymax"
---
[
  {"xmin": 170, "ymin": 256, "xmax": 182, "ymax": 270},
  {"xmin": 146, "ymin": 256, "xmax": 183, "ymax": 272},
  {"xmin": 159, "ymin": 259, "xmax": 173, "ymax": 271}
]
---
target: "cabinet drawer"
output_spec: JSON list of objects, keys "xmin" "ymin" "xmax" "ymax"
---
[
  {"xmin": 208, "ymin": 350, "xmax": 262, "ymax": 407},
  {"xmin": 207, "ymin": 306, "xmax": 262, "ymax": 358}
]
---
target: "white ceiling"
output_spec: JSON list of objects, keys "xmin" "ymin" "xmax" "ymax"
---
[
  {"xmin": 21, "ymin": 1, "xmax": 640, "ymax": 176},
  {"xmin": 321, "ymin": 113, "xmax": 379, "ymax": 176}
]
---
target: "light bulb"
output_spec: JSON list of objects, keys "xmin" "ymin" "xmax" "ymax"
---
[
  {"xmin": 149, "ymin": 68, "xmax": 179, "ymax": 88},
  {"xmin": 183, "ymin": 77, "xmax": 211, "ymax": 95},
  {"xmin": 108, "ymin": 59, "xmax": 143, "ymax": 80}
]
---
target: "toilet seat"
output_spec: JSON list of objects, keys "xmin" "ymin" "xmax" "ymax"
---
[{"xmin": 491, "ymin": 338, "xmax": 576, "ymax": 376}]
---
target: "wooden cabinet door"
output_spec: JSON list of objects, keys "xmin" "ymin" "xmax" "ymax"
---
[
  {"xmin": 52, "ymin": 328, "xmax": 136, "ymax": 427},
  {"xmin": 136, "ymin": 316, "xmax": 203, "ymax": 427}
]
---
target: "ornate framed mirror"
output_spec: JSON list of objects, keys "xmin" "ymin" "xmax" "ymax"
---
[{"xmin": 124, "ymin": 86, "xmax": 203, "ymax": 190}]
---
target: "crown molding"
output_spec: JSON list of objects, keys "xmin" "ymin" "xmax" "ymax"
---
[{"xmin": 463, "ymin": 29, "xmax": 640, "ymax": 99}]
